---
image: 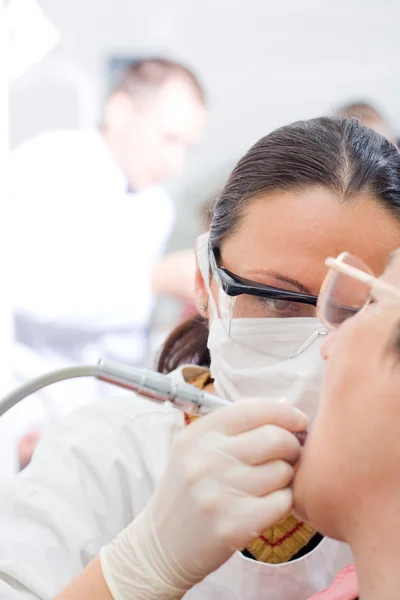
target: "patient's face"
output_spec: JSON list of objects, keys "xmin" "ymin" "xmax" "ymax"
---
[{"xmin": 294, "ymin": 253, "xmax": 400, "ymax": 541}]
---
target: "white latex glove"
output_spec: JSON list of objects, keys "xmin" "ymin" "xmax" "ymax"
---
[{"xmin": 100, "ymin": 398, "xmax": 308, "ymax": 599}]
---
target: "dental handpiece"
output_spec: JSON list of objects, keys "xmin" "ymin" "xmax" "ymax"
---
[
  {"xmin": 0, "ymin": 358, "xmax": 230, "ymax": 418},
  {"xmin": 97, "ymin": 359, "xmax": 229, "ymax": 415}
]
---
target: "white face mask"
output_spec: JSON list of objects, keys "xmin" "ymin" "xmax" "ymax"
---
[
  {"xmin": 196, "ymin": 232, "xmax": 327, "ymax": 421},
  {"xmin": 208, "ymin": 318, "xmax": 326, "ymax": 421}
]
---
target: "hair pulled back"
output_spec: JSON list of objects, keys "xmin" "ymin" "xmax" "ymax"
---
[{"xmin": 158, "ymin": 116, "xmax": 400, "ymax": 373}]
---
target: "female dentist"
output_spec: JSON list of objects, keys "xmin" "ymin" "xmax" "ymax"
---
[{"xmin": 1, "ymin": 116, "xmax": 400, "ymax": 600}]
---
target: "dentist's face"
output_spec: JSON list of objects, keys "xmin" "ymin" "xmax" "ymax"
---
[
  {"xmin": 294, "ymin": 252, "xmax": 400, "ymax": 541},
  {"xmin": 195, "ymin": 187, "xmax": 400, "ymax": 318}
]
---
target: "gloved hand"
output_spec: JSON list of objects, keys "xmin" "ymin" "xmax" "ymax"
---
[{"xmin": 100, "ymin": 398, "xmax": 308, "ymax": 600}]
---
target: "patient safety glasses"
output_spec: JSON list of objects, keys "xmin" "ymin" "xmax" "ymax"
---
[{"xmin": 317, "ymin": 252, "xmax": 400, "ymax": 329}]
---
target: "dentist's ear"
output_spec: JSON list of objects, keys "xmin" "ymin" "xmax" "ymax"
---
[{"xmin": 194, "ymin": 255, "xmax": 209, "ymax": 318}]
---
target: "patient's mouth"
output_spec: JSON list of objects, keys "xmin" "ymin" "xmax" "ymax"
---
[{"xmin": 295, "ymin": 431, "xmax": 308, "ymax": 446}]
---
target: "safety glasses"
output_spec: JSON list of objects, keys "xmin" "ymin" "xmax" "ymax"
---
[
  {"xmin": 208, "ymin": 246, "xmax": 325, "ymax": 358},
  {"xmin": 317, "ymin": 252, "xmax": 400, "ymax": 329},
  {"xmin": 209, "ymin": 247, "xmax": 319, "ymax": 320}
]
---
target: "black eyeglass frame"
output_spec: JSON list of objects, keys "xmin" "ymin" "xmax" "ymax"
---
[{"xmin": 209, "ymin": 247, "xmax": 318, "ymax": 307}]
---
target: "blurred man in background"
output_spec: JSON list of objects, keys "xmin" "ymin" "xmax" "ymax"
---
[{"xmin": 3, "ymin": 57, "xmax": 206, "ymax": 476}]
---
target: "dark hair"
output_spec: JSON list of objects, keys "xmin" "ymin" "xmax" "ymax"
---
[
  {"xmin": 158, "ymin": 116, "xmax": 400, "ymax": 373},
  {"xmin": 200, "ymin": 194, "xmax": 217, "ymax": 232},
  {"xmin": 112, "ymin": 57, "xmax": 205, "ymax": 105}
]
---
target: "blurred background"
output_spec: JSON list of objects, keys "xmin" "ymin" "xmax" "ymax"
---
[
  {"xmin": 9, "ymin": 0, "xmax": 400, "ymax": 247},
  {"xmin": 1, "ymin": 0, "xmax": 400, "ymax": 474}
]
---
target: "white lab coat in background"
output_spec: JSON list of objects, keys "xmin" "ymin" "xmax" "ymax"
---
[
  {"xmin": 0, "ymin": 366, "xmax": 353, "ymax": 600},
  {"xmin": 2, "ymin": 129, "xmax": 174, "ymax": 476}
]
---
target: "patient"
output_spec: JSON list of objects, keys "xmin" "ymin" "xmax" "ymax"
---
[{"xmin": 295, "ymin": 251, "xmax": 400, "ymax": 600}]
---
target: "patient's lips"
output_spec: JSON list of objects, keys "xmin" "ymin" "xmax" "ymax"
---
[
  {"xmin": 277, "ymin": 399, "xmax": 308, "ymax": 445},
  {"xmin": 295, "ymin": 431, "xmax": 308, "ymax": 446}
]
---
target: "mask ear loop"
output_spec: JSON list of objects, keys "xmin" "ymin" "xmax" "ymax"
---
[{"xmin": 293, "ymin": 329, "xmax": 328, "ymax": 357}]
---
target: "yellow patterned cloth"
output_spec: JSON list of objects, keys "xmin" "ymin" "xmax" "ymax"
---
[{"xmin": 185, "ymin": 371, "xmax": 317, "ymax": 564}]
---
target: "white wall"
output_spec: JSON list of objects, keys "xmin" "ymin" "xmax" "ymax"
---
[{"xmin": 9, "ymin": 0, "xmax": 400, "ymax": 247}]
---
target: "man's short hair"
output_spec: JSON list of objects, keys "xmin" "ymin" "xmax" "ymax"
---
[{"xmin": 112, "ymin": 57, "xmax": 206, "ymax": 105}]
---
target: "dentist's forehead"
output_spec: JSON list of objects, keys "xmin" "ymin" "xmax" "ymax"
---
[{"xmin": 221, "ymin": 189, "xmax": 400, "ymax": 296}]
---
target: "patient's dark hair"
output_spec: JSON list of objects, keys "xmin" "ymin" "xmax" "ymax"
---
[{"xmin": 157, "ymin": 116, "xmax": 400, "ymax": 373}]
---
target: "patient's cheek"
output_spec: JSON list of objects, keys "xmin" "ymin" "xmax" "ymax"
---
[{"xmin": 292, "ymin": 422, "xmax": 342, "ymax": 531}]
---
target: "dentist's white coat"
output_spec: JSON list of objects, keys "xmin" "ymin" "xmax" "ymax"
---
[{"xmin": 0, "ymin": 366, "xmax": 352, "ymax": 600}]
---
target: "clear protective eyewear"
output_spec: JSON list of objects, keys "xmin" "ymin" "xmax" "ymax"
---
[
  {"xmin": 209, "ymin": 247, "xmax": 318, "ymax": 323},
  {"xmin": 208, "ymin": 245, "xmax": 326, "ymax": 358},
  {"xmin": 317, "ymin": 252, "xmax": 400, "ymax": 329}
]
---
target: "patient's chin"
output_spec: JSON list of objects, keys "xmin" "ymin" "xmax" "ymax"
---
[
  {"xmin": 292, "ymin": 442, "xmax": 347, "ymax": 542},
  {"xmin": 293, "ymin": 476, "xmax": 346, "ymax": 542},
  {"xmin": 292, "ymin": 504, "xmax": 307, "ymax": 522}
]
